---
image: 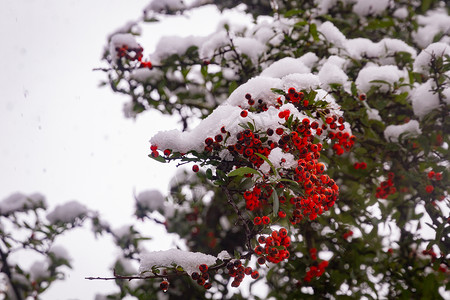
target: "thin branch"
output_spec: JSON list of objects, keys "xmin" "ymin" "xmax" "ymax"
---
[{"xmin": 221, "ymin": 186, "xmax": 253, "ymax": 252}]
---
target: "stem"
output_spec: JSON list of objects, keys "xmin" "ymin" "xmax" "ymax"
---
[{"xmin": 221, "ymin": 187, "xmax": 253, "ymax": 252}]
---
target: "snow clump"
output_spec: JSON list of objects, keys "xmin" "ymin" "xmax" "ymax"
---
[
  {"xmin": 384, "ymin": 121, "xmax": 422, "ymax": 142},
  {"xmin": 136, "ymin": 189, "xmax": 165, "ymax": 212},
  {"xmin": 0, "ymin": 192, "xmax": 46, "ymax": 215},
  {"xmin": 46, "ymin": 200, "xmax": 89, "ymax": 224},
  {"xmin": 139, "ymin": 249, "xmax": 217, "ymax": 275}
]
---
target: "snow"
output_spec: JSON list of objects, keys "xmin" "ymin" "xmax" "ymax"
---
[
  {"xmin": 261, "ymin": 57, "xmax": 310, "ymax": 78},
  {"xmin": 393, "ymin": 7, "xmax": 408, "ymax": 19},
  {"xmin": 29, "ymin": 260, "xmax": 50, "ymax": 280},
  {"xmin": 234, "ymin": 37, "xmax": 266, "ymax": 63},
  {"xmin": 413, "ymin": 8, "xmax": 450, "ymax": 48},
  {"xmin": 145, "ymin": 0, "xmax": 185, "ymax": 13},
  {"xmin": 46, "ymin": 200, "xmax": 89, "ymax": 224},
  {"xmin": 384, "ymin": 120, "xmax": 422, "ymax": 142},
  {"xmin": 199, "ymin": 31, "xmax": 228, "ymax": 59},
  {"xmin": 355, "ymin": 65, "xmax": 407, "ymax": 93},
  {"xmin": 413, "ymin": 42, "xmax": 450, "ymax": 75},
  {"xmin": 49, "ymin": 245, "xmax": 72, "ymax": 262},
  {"xmin": 217, "ymin": 250, "xmax": 231, "ymax": 260},
  {"xmin": 318, "ymin": 61, "xmax": 349, "ymax": 89},
  {"xmin": 352, "ymin": 0, "xmax": 390, "ymax": 16},
  {"xmin": 411, "ymin": 80, "xmax": 440, "ymax": 119},
  {"xmin": 152, "ymin": 35, "xmax": 207, "ymax": 64},
  {"xmin": 366, "ymin": 108, "xmax": 382, "ymax": 121},
  {"xmin": 298, "ymin": 52, "xmax": 319, "ymax": 68},
  {"xmin": 318, "ymin": 21, "xmax": 347, "ymax": 48},
  {"xmin": 226, "ymin": 76, "xmax": 283, "ymax": 107},
  {"xmin": 113, "ymin": 225, "xmax": 133, "ymax": 239},
  {"xmin": 0, "ymin": 192, "xmax": 46, "ymax": 215},
  {"xmin": 281, "ymin": 74, "xmax": 321, "ymax": 91},
  {"xmin": 136, "ymin": 189, "xmax": 165, "ymax": 211},
  {"xmin": 139, "ymin": 249, "xmax": 217, "ymax": 275},
  {"xmin": 131, "ymin": 68, "xmax": 163, "ymax": 83}
]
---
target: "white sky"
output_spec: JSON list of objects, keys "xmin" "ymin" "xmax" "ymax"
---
[{"xmin": 0, "ymin": 1, "xmax": 228, "ymax": 298}]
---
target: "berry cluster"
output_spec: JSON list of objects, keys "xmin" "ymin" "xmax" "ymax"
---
[
  {"xmin": 309, "ymin": 248, "xmax": 318, "ymax": 260},
  {"xmin": 303, "ymin": 260, "xmax": 329, "ymax": 282},
  {"xmin": 353, "ymin": 162, "xmax": 367, "ymax": 169},
  {"xmin": 191, "ymin": 264, "xmax": 212, "ymax": 289},
  {"xmin": 375, "ymin": 172, "xmax": 396, "ymax": 199},
  {"xmin": 422, "ymin": 248, "xmax": 437, "ymax": 262},
  {"xmin": 115, "ymin": 44, "xmax": 152, "ymax": 69},
  {"xmin": 254, "ymin": 228, "xmax": 291, "ymax": 264},
  {"xmin": 226, "ymin": 260, "xmax": 259, "ymax": 287},
  {"xmin": 343, "ymin": 230, "xmax": 354, "ymax": 240},
  {"xmin": 149, "ymin": 87, "xmax": 352, "ymax": 288},
  {"xmin": 427, "ymin": 170, "xmax": 442, "ymax": 181}
]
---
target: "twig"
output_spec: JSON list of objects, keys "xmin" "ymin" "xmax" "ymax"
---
[{"xmin": 221, "ymin": 186, "xmax": 253, "ymax": 251}]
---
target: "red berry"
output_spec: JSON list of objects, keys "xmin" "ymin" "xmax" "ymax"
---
[
  {"xmin": 204, "ymin": 282, "xmax": 212, "ymax": 289},
  {"xmin": 359, "ymin": 94, "xmax": 366, "ymax": 101},
  {"xmin": 251, "ymin": 271, "xmax": 259, "ymax": 279},
  {"xmin": 253, "ymin": 217, "xmax": 262, "ymax": 225},
  {"xmin": 425, "ymin": 185, "xmax": 434, "ymax": 193},
  {"xmin": 160, "ymin": 280, "xmax": 169, "ymax": 291},
  {"xmin": 240, "ymin": 110, "xmax": 248, "ymax": 118},
  {"xmin": 278, "ymin": 211, "xmax": 286, "ymax": 218},
  {"xmin": 199, "ymin": 264, "xmax": 208, "ymax": 273},
  {"xmin": 163, "ymin": 149, "xmax": 171, "ymax": 156},
  {"xmin": 262, "ymin": 216, "xmax": 270, "ymax": 224},
  {"xmin": 428, "ymin": 171, "xmax": 435, "ymax": 179},
  {"xmin": 257, "ymin": 257, "xmax": 266, "ymax": 265},
  {"xmin": 192, "ymin": 165, "xmax": 199, "ymax": 172}
]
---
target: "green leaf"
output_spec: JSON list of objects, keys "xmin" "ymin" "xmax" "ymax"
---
[
  {"xmin": 229, "ymin": 81, "xmax": 238, "ymax": 94},
  {"xmin": 271, "ymin": 88, "xmax": 285, "ymax": 95},
  {"xmin": 200, "ymin": 65, "xmax": 208, "ymax": 78},
  {"xmin": 284, "ymin": 9, "xmax": 304, "ymax": 18},
  {"xmin": 228, "ymin": 167, "xmax": 260, "ymax": 177},
  {"xmin": 148, "ymin": 154, "xmax": 166, "ymax": 163},
  {"xmin": 421, "ymin": 0, "xmax": 432, "ymax": 12},
  {"xmin": 351, "ymin": 82, "xmax": 358, "ymax": 96},
  {"xmin": 309, "ymin": 23, "xmax": 319, "ymax": 41},
  {"xmin": 206, "ymin": 168, "xmax": 213, "ymax": 180},
  {"xmin": 272, "ymin": 190, "xmax": 279, "ymax": 216}
]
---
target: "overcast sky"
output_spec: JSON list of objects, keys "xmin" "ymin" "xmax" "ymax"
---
[{"xmin": 0, "ymin": 1, "xmax": 226, "ymax": 298}]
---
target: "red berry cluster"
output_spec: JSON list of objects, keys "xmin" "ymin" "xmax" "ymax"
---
[
  {"xmin": 375, "ymin": 172, "xmax": 396, "ymax": 199},
  {"xmin": 353, "ymin": 162, "xmax": 367, "ymax": 169},
  {"xmin": 191, "ymin": 264, "xmax": 212, "ymax": 289},
  {"xmin": 303, "ymin": 260, "xmax": 329, "ymax": 282},
  {"xmin": 309, "ymin": 248, "xmax": 318, "ymax": 260},
  {"xmin": 226, "ymin": 260, "xmax": 259, "ymax": 287},
  {"xmin": 422, "ymin": 249, "xmax": 437, "ymax": 262},
  {"xmin": 115, "ymin": 44, "xmax": 152, "ymax": 69},
  {"xmin": 150, "ymin": 145, "xmax": 159, "ymax": 158},
  {"xmin": 343, "ymin": 230, "xmax": 353, "ymax": 240},
  {"xmin": 427, "ymin": 170, "xmax": 442, "ymax": 181},
  {"xmin": 254, "ymin": 228, "xmax": 291, "ymax": 264}
]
